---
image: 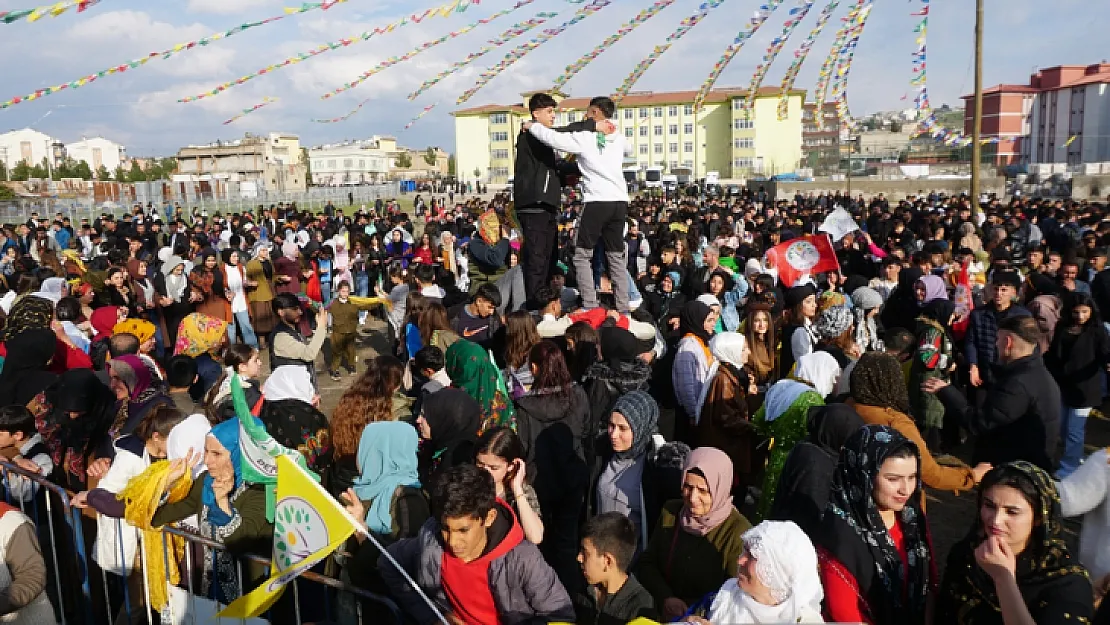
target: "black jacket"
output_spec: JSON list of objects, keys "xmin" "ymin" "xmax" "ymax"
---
[
  {"xmin": 1046, "ymin": 323, "xmax": 1110, "ymax": 409},
  {"xmin": 936, "ymin": 353, "xmax": 1061, "ymax": 470},
  {"xmin": 513, "ymin": 120, "xmax": 595, "ymax": 211},
  {"xmin": 515, "ymin": 385, "xmax": 591, "ymax": 508},
  {"xmin": 582, "ymin": 361, "xmax": 652, "ymax": 466},
  {"xmin": 573, "ymin": 574, "xmax": 656, "ymax": 625}
]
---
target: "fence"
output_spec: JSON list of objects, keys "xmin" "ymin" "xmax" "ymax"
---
[
  {"xmin": 0, "ymin": 183, "xmax": 405, "ymax": 225},
  {"xmin": 0, "ymin": 460, "xmax": 402, "ymax": 625}
]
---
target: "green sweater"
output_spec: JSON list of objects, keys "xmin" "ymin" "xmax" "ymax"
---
[
  {"xmin": 329, "ymin": 298, "xmax": 376, "ymax": 335},
  {"xmin": 151, "ymin": 475, "xmax": 273, "ymax": 555},
  {"xmin": 753, "ymin": 389, "xmax": 825, "ymax": 521},
  {"xmin": 635, "ymin": 499, "xmax": 750, "ymax": 608}
]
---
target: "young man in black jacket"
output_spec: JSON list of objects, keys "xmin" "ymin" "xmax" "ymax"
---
[{"xmin": 514, "ymin": 93, "xmax": 606, "ymax": 306}]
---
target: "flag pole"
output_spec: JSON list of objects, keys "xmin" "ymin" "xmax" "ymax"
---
[{"xmin": 355, "ymin": 525, "xmax": 451, "ymax": 625}]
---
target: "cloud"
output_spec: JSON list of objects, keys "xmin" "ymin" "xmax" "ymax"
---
[{"xmin": 185, "ymin": 0, "xmax": 281, "ymax": 15}]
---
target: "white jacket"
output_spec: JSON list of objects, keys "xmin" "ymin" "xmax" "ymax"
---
[
  {"xmin": 528, "ymin": 123, "xmax": 630, "ymax": 204},
  {"xmin": 1058, "ymin": 449, "xmax": 1110, "ymax": 580}
]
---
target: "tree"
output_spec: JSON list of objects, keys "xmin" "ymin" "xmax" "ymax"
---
[
  {"xmin": 423, "ymin": 147, "xmax": 437, "ymax": 167},
  {"xmin": 0, "ymin": 161, "xmax": 7, "ymax": 182},
  {"xmin": 395, "ymin": 151, "xmax": 413, "ymax": 169},
  {"xmin": 0, "ymin": 185, "xmax": 14, "ymax": 201},
  {"xmin": 113, "ymin": 165, "xmax": 128, "ymax": 182},
  {"xmin": 160, "ymin": 157, "xmax": 177, "ymax": 177},
  {"xmin": 10, "ymin": 161, "xmax": 31, "ymax": 181},
  {"xmin": 95, "ymin": 165, "xmax": 110, "ymax": 180},
  {"xmin": 31, "ymin": 158, "xmax": 48, "ymax": 180},
  {"xmin": 447, "ymin": 154, "xmax": 456, "ymax": 176},
  {"xmin": 300, "ymin": 148, "xmax": 311, "ymax": 184},
  {"xmin": 128, "ymin": 160, "xmax": 145, "ymax": 182},
  {"xmin": 473, "ymin": 167, "xmax": 481, "ymax": 180},
  {"xmin": 73, "ymin": 160, "xmax": 93, "ymax": 180},
  {"xmin": 890, "ymin": 120, "xmax": 903, "ymax": 133}
]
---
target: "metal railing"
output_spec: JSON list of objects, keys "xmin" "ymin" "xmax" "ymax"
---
[{"xmin": 0, "ymin": 460, "xmax": 402, "ymax": 625}]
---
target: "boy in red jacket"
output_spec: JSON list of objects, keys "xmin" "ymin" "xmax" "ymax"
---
[{"xmin": 380, "ymin": 464, "xmax": 574, "ymax": 625}]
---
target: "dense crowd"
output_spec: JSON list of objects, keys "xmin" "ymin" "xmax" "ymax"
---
[{"xmin": 1, "ymin": 162, "xmax": 1110, "ymax": 625}]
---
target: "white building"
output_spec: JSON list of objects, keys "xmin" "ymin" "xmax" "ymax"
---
[
  {"xmin": 66, "ymin": 137, "xmax": 126, "ymax": 173},
  {"xmin": 308, "ymin": 138, "xmax": 392, "ymax": 186},
  {"xmin": 176, "ymin": 132, "xmax": 307, "ymax": 192},
  {"xmin": 0, "ymin": 128, "xmax": 63, "ymax": 169}
]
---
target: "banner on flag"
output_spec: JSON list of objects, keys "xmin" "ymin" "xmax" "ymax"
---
[
  {"xmin": 817, "ymin": 207, "xmax": 860, "ymax": 242},
  {"xmin": 217, "ymin": 455, "xmax": 359, "ymax": 619},
  {"xmin": 764, "ymin": 234, "xmax": 839, "ymax": 288},
  {"xmin": 952, "ymin": 261, "xmax": 972, "ymax": 340}
]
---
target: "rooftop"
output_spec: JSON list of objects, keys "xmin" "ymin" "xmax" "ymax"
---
[{"xmin": 453, "ymin": 86, "xmax": 806, "ymax": 115}]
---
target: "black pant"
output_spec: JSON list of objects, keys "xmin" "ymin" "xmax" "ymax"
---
[
  {"xmin": 575, "ymin": 200, "xmax": 627, "ymax": 251},
  {"xmin": 519, "ymin": 209, "xmax": 558, "ymax": 305}
]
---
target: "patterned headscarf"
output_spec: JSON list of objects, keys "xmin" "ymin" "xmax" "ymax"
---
[
  {"xmin": 937, "ymin": 462, "xmax": 1090, "ymax": 623},
  {"xmin": 0, "ymin": 295, "xmax": 53, "ymax": 341},
  {"xmin": 850, "ymin": 352, "xmax": 913, "ymax": 415},
  {"xmin": 445, "ymin": 340, "xmax": 514, "ymax": 434},
  {"xmin": 814, "ymin": 305, "xmax": 853, "ymax": 341},
  {"xmin": 173, "ymin": 313, "xmax": 228, "ymax": 358},
  {"xmin": 817, "ymin": 425, "xmax": 931, "ymax": 625}
]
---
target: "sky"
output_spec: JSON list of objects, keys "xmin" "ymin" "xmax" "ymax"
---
[{"xmin": 0, "ymin": 0, "xmax": 1104, "ymax": 157}]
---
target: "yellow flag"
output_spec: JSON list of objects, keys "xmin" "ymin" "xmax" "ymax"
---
[
  {"xmin": 1065, "ymin": 134, "xmax": 1079, "ymax": 147},
  {"xmin": 218, "ymin": 455, "xmax": 359, "ymax": 619}
]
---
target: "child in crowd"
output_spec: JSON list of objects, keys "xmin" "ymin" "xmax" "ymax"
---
[
  {"xmin": 449, "ymin": 284, "xmax": 503, "ymax": 347},
  {"xmin": 166, "ymin": 354, "xmax": 199, "ymax": 415},
  {"xmin": 380, "ymin": 464, "xmax": 574, "ymax": 625},
  {"xmin": 327, "ymin": 280, "xmax": 378, "ymax": 381},
  {"xmin": 574, "ymin": 512, "xmax": 656, "ymax": 625},
  {"xmin": 414, "ymin": 346, "xmax": 450, "ymax": 395},
  {"xmin": 0, "ymin": 501, "xmax": 56, "ymax": 623},
  {"xmin": 0, "ymin": 406, "xmax": 52, "ymax": 503}
]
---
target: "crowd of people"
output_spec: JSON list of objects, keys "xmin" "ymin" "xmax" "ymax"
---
[{"xmin": 0, "ymin": 100, "xmax": 1108, "ymax": 625}]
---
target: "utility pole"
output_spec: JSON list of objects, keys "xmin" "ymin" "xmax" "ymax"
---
[{"xmin": 969, "ymin": 0, "xmax": 984, "ymax": 203}]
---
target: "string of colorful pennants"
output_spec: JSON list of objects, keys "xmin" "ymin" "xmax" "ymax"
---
[
  {"xmin": 179, "ymin": 0, "xmax": 484, "ymax": 103},
  {"xmin": 408, "ymin": 14, "xmax": 554, "ymax": 101},
  {"xmin": 404, "ymin": 103, "xmax": 439, "ymax": 130},
  {"xmin": 223, "ymin": 97, "xmax": 279, "ymax": 125},
  {"xmin": 811, "ymin": 0, "xmax": 867, "ymax": 129},
  {"xmin": 457, "ymin": 0, "xmax": 612, "ymax": 105},
  {"xmin": 0, "ymin": 0, "xmax": 346, "ymax": 110},
  {"xmin": 551, "ymin": 0, "xmax": 676, "ymax": 90},
  {"xmin": 1, "ymin": 0, "xmax": 100, "ymax": 23},
  {"xmin": 311, "ymin": 99, "xmax": 373, "ymax": 124},
  {"xmin": 322, "ymin": 0, "xmax": 537, "ymax": 101},
  {"xmin": 829, "ymin": 1, "xmax": 872, "ymax": 126},
  {"xmin": 694, "ymin": 1, "xmax": 785, "ymax": 110},
  {"xmin": 614, "ymin": 0, "xmax": 726, "ymax": 100},
  {"xmin": 742, "ymin": 0, "xmax": 815, "ymax": 117},
  {"xmin": 775, "ymin": 0, "xmax": 841, "ymax": 120}
]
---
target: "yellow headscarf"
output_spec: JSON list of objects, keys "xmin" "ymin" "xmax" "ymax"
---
[{"xmin": 113, "ymin": 319, "xmax": 156, "ymax": 344}]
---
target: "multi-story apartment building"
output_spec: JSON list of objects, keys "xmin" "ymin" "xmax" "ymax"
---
[{"xmin": 453, "ymin": 87, "xmax": 805, "ymax": 185}]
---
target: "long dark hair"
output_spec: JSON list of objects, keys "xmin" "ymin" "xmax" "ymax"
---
[
  {"xmin": 528, "ymin": 340, "xmax": 572, "ymax": 396},
  {"xmin": 504, "ymin": 311, "xmax": 540, "ymax": 371},
  {"xmin": 418, "ymin": 303, "xmax": 453, "ymax": 346},
  {"xmin": 1060, "ymin": 291, "xmax": 1102, "ymax": 330}
]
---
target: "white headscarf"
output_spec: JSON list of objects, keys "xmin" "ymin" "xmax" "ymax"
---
[
  {"xmin": 695, "ymin": 332, "xmax": 748, "ymax": 422},
  {"xmin": 707, "ymin": 521, "xmax": 824, "ymax": 624},
  {"xmin": 167, "ymin": 414, "xmax": 212, "ymax": 479},
  {"xmin": 793, "ymin": 351, "xmax": 841, "ymax": 399},
  {"xmin": 263, "ymin": 365, "xmax": 315, "ymax": 403},
  {"xmin": 162, "ymin": 256, "xmax": 188, "ymax": 301},
  {"xmin": 37, "ymin": 277, "xmax": 68, "ymax": 304}
]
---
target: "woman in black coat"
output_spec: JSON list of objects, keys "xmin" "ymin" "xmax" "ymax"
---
[
  {"xmin": 768, "ymin": 403, "xmax": 864, "ymax": 537},
  {"xmin": 1045, "ymin": 291, "xmax": 1110, "ymax": 478}
]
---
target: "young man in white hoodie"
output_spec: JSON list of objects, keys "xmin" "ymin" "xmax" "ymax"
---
[{"xmin": 525, "ymin": 97, "xmax": 631, "ymax": 313}]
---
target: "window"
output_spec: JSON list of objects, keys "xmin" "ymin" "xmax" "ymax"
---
[
  {"xmin": 653, "ymin": 107, "xmax": 663, "ymax": 118},
  {"xmin": 669, "ymin": 161, "xmax": 678, "ymax": 170},
  {"xmin": 492, "ymin": 149, "xmax": 510, "ymax": 159},
  {"xmin": 623, "ymin": 109, "xmax": 633, "ymax": 120},
  {"xmin": 684, "ymin": 141, "xmax": 694, "ymax": 153},
  {"xmin": 669, "ymin": 124, "xmax": 678, "ymax": 135},
  {"xmin": 684, "ymin": 104, "xmax": 694, "ymax": 115},
  {"xmin": 684, "ymin": 123, "xmax": 694, "ymax": 134},
  {"xmin": 343, "ymin": 159, "xmax": 353, "ymax": 168},
  {"xmin": 683, "ymin": 159, "xmax": 693, "ymax": 168},
  {"xmin": 733, "ymin": 157, "xmax": 753, "ymax": 168},
  {"xmin": 639, "ymin": 145, "xmax": 649, "ymax": 155},
  {"xmin": 733, "ymin": 138, "xmax": 754, "ymax": 149},
  {"xmin": 490, "ymin": 113, "xmax": 508, "ymax": 124},
  {"xmin": 358, "ymin": 159, "xmax": 365, "ymax": 169},
  {"xmin": 668, "ymin": 106, "xmax": 678, "ymax": 116},
  {"xmin": 733, "ymin": 99, "xmax": 744, "ymax": 110},
  {"xmin": 639, "ymin": 108, "xmax": 649, "ymax": 119},
  {"xmin": 654, "ymin": 125, "xmax": 663, "ymax": 136},
  {"xmin": 639, "ymin": 126, "xmax": 648, "ymax": 137},
  {"xmin": 669, "ymin": 142, "xmax": 678, "ymax": 153},
  {"xmin": 492, "ymin": 132, "xmax": 510, "ymax": 142},
  {"xmin": 491, "ymin": 167, "xmax": 510, "ymax": 178},
  {"xmin": 625, "ymin": 128, "xmax": 634, "ymax": 138},
  {"xmin": 733, "ymin": 119, "xmax": 753, "ymax": 130},
  {"xmin": 568, "ymin": 112, "xmax": 578, "ymax": 122},
  {"xmin": 327, "ymin": 160, "xmax": 336, "ymax": 168},
  {"xmin": 654, "ymin": 144, "xmax": 664, "ymax": 154}
]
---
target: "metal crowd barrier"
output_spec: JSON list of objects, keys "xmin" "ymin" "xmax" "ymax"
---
[{"xmin": 0, "ymin": 460, "xmax": 402, "ymax": 625}]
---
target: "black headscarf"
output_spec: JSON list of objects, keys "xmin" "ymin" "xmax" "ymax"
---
[
  {"xmin": 419, "ymin": 388, "xmax": 480, "ymax": 488},
  {"xmin": 40, "ymin": 369, "xmax": 120, "ymax": 491},
  {"xmin": 806, "ymin": 403, "xmax": 865, "ymax": 459},
  {"xmin": 679, "ymin": 300, "xmax": 714, "ymax": 343},
  {"xmin": 850, "ymin": 352, "xmax": 914, "ymax": 415},
  {"xmin": 918, "ymin": 298, "xmax": 956, "ymax": 326},
  {"xmin": 0, "ymin": 327, "xmax": 58, "ymax": 407},
  {"xmin": 881, "ymin": 267, "xmax": 925, "ymax": 331},
  {"xmin": 0, "ymin": 295, "xmax": 53, "ymax": 342},
  {"xmin": 937, "ymin": 461, "xmax": 1092, "ymax": 625},
  {"xmin": 815, "ymin": 425, "xmax": 931, "ymax": 625}
]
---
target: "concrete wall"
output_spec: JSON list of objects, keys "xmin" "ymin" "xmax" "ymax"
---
[
  {"xmin": 1071, "ymin": 174, "xmax": 1110, "ymax": 200},
  {"xmin": 773, "ymin": 177, "xmax": 1007, "ymax": 201}
]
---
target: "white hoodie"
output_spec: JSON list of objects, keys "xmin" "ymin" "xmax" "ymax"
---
[{"xmin": 528, "ymin": 122, "xmax": 630, "ymax": 204}]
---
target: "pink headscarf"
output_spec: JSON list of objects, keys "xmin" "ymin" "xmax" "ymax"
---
[{"xmin": 679, "ymin": 447, "xmax": 735, "ymax": 536}]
